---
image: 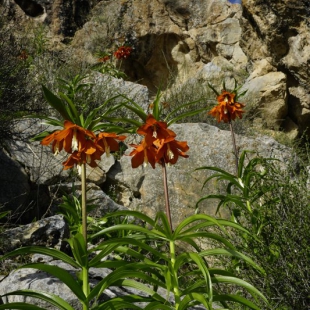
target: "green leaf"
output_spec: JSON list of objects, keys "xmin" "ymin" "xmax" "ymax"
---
[
  {"xmin": 100, "ymin": 116, "xmax": 142, "ymax": 128},
  {"xmin": 167, "ymin": 107, "xmax": 207, "ymax": 126},
  {"xmin": 152, "ymin": 88, "xmax": 161, "ymax": 120},
  {"xmin": 173, "ymin": 214, "xmax": 220, "ymax": 237},
  {"xmin": 0, "ymin": 303, "xmax": 46, "ymax": 310},
  {"xmin": 18, "ymin": 263, "xmax": 86, "ymax": 302},
  {"xmin": 199, "ymin": 248, "xmax": 265, "ymax": 274},
  {"xmin": 144, "ymin": 301, "xmax": 172, "ymax": 310},
  {"xmin": 26, "ymin": 115, "xmax": 64, "ymax": 128},
  {"xmin": 178, "ymin": 292, "xmax": 211, "ymax": 310},
  {"xmin": 0, "ymin": 211, "xmax": 9, "ymax": 219},
  {"xmin": 66, "ymin": 233, "xmax": 87, "ymax": 267},
  {"xmin": 122, "ymin": 102, "xmax": 147, "ymax": 122},
  {"xmin": 2, "ymin": 290, "xmax": 75, "ymax": 310},
  {"xmin": 212, "ymin": 276, "xmax": 267, "ymax": 304},
  {"xmin": 0, "ymin": 246, "xmax": 80, "ymax": 269},
  {"xmin": 88, "ymin": 267, "xmax": 166, "ymax": 302},
  {"xmin": 93, "ymin": 296, "xmax": 147, "ymax": 310},
  {"xmin": 208, "ymin": 82, "xmax": 220, "ymax": 96},
  {"xmin": 213, "ymin": 294, "xmax": 261, "ymax": 310},
  {"xmin": 42, "ymin": 85, "xmax": 70, "ymax": 121},
  {"xmin": 59, "ymin": 92, "xmax": 80, "ymax": 124}
]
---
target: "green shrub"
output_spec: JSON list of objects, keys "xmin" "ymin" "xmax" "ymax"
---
[{"xmin": 197, "ymin": 148, "xmax": 310, "ymax": 309}]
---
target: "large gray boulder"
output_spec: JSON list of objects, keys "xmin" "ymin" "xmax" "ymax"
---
[
  {"xmin": 108, "ymin": 123, "xmax": 292, "ymax": 226},
  {"xmin": 0, "ymin": 215, "xmax": 69, "ymax": 253}
]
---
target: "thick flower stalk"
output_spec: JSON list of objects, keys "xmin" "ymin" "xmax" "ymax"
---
[
  {"xmin": 129, "ymin": 114, "xmax": 189, "ymax": 230},
  {"xmin": 208, "ymin": 85, "xmax": 246, "ymax": 175}
]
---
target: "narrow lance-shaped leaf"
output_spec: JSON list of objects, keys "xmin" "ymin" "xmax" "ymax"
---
[
  {"xmin": 42, "ymin": 85, "xmax": 70, "ymax": 120},
  {"xmin": 1, "ymin": 290, "xmax": 76, "ymax": 310},
  {"xmin": 18, "ymin": 263, "xmax": 86, "ymax": 301}
]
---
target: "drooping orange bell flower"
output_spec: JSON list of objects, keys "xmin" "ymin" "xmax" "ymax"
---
[
  {"xmin": 98, "ymin": 55, "xmax": 110, "ymax": 62},
  {"xmin": 113, "ymin": 46, "xmax": 132, "ymax": 59},
  {"xmin": 96, "ymin": 132, "xmax": 126, "ymax": 157},
  {"xmin": 155, "ymin": 138, "xmax": 189, "ymax": 165},
  {"xmin": 129, "ymin": 138, "xmax": 157, "ymax": 169},
  {"xmin": 40, "ymin": 130, "xmax": 62, "ymax": 155},
  {"xmin": 62, "ymin": 139, "xmax": 103, "ymax": 170},
  {"xmin": 209, "ymin": 90, "xmax": 245, "ymax": 123},
  {"xmin": 137, "ymin": 114, "xmax": 176, "ymax": 146},
  {"xmin": 41, "ymin": 120, "xmax": 96, "ymax": 154}
]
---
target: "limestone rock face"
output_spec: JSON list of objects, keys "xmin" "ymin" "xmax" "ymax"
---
[
  {"xmin": 0, "ymin": 215, "xmax": 69, "ymax": 253},
  {"xmin": 242, "ymin": 71, "xmax": 288, "ymax": 130},
  {"xmin": 2, "ymin": 0, "xmax": 310, "ymax": 135},
  {"xmin": 241, "ymin": 0, "xmax": 310, "ymax": 135}
]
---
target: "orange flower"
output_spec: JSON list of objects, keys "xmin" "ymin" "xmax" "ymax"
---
[
  {"xmin": 129, "ymin": 139, "xmax": 157, "ymax": 169},
  {"xmin": 209, "ymin": 90, "xmax": 245, "ymax": 123},
  {"xmin": 155, "ymin": 138, "xmax": 189, "ymax": 165},
  {"xmin": 113, "ymin": 46, "xmax": 132, "ymax": 59},
  {"xmin": 41, "ymin": 130, "xmax": 63, "ymax": 155},
  {"xmin": 96, "ymin": 132, "xmax": 126, "ymax": 157},
  {"xmin": 62, "ymin": 139, "xmax": 102, "ymax": 170},
  {"xmin": 18, "ymin": 50, "xmax": 28, "ymax": 60},
  {"xmin": 41, "ymin": 120, "xmax": 96, "ymax": 154},
  {"xmin": 98, "ymin": 55, "xmax": 110, "ymax": 62},
  {"xmin": 137, "ymin": 114, "xmax": 176, "ymax": 146}
]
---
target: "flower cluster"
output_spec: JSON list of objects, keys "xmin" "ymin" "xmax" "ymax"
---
[
  {"xmin": 113, "ymin": 46, "xmax": 132, "ymax": 60},
  {"xmin": 209, "ymin": 90, "xmax": 245, "ymax": 123},
  {"xmin": 41, "ymin": 120, "xmax": 126, "ymax": 170},
  {"xmin": 130, "ymin": 115, "xmax": 189, "ymax": 168},
  {"xmin": 98, "ymin": 55, "xmax": 110, "ymax": 62},
  {"xmin": 18, "ymin": 50, "xmax": 29, "ymax": 60}
]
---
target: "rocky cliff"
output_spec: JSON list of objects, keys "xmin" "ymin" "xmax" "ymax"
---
[{"xmin": 1, "ymin": 0, "xmax": 310, "ymax": 137}]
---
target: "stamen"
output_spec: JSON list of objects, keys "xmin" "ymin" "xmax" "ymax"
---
[
  {"xmin": 143, "ymin": 149, "xmax": 148, "ymax": 167},
  {"xmin": 71, "ymin": 129, "xmax": 78, "ymax": 152},
  {"xmin": 53, "ymin": 141, "xmax": 59, "ymax": 156},
  {"xmin": 86, "ymin": 154, "xmax": 91, "ymax": 164},
  {"xmin": 167, "ymin": 144, "xmax": 174, "ymax": 160},
  {"xmin": 103, "ymin": 138, "xmax": 110, "ymax": 157}
]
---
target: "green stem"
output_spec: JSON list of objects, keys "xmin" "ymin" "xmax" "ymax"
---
[
  {"xmin": 81, "ymin": 163, "xmax": 89, "ymax": 310},
  {"xmin": 162, "ymin": 160, "xmax": 173, "ymax": 231},
  {"xmin": 229, "ymin": 121, "xmax": 239, "ymax": 176},
  {"xmin": 82, "ymin": 266, "xmax": 89, "ymax": 310},
  {"xmin": 170, "ymin": 240, "xmax": 181, "ymax": 309},
  {"xmin": 81, "ymin": 163, "xmax": 87, "ymax": 241}
]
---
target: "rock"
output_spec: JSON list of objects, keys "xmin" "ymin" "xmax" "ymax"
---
[
  {"xmin": 0, "ymin": 148, "xmax": 30, "ymax": 216},
  {"xmin": 89, "ymin": 72, "xmax": 150, "ymax": 113},
  {"xmin": 0, "ymin": 215, "xmax": 69, "ymax": 253},
  {"xmin": 282, "ymin": 28, "xmax": 310, "ymax": 86},
  {"xmin": 6, "ymin": 118, "xmax": 69, "ymax": 185},
  {"xmin": 108, "ymin": 123, "xmax": 291, "ymax": 226},
  {"xmin": 2, "ymin": 0, "xmax": 101, "ymax": 37},
  {"xmin": 242, "ymin": 71, "xmax": 288, "ymax": 130},
  {"xmin": 241, "ymin": 0, "xmax": 310, "ymax": 135},
  {"xmin": 2, "ymin": 0, "xmax": 310, "ymax": 137},
  {"xmin": 49, "ymin": 181, "xmax": 126, "ymax": 218}
]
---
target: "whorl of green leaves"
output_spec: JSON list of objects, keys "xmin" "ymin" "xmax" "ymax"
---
[{"xmin": 0, "ymin": 210, "xmax": 267, "ymax": 310}]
